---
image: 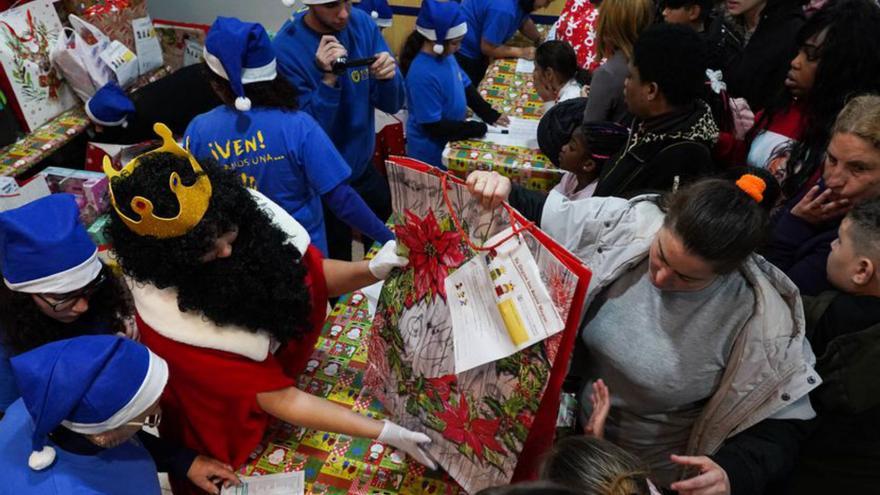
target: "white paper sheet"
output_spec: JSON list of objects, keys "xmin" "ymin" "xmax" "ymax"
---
[
  {"xmin": 447, "ymin": 228, "xmax": 565, "ymax": 373},
  {"xmin": 515, "ymin": 58, "xmax": 535, "ymax": 73},
  {"xmin": 479, "ymin": 117, "xmax": 540, "ymax": 149},
  {"xmin": 221, "ymin": 472, "xmax": 304, "ymax": 495}
]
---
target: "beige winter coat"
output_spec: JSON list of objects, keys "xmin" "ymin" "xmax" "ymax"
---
[{"xmin": 540, "ymin": 191, "xmax": 820, "ymax": 456}]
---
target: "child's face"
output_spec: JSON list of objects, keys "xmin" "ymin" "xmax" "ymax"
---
[
  {"xmin": 559, "ymin": 133, "xmax": 593, "ymax": 174},
  {"xmin": 827, "ymin": 218, "xmax": 865, "ymax": 291}
]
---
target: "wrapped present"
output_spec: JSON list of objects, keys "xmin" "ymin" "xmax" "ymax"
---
[
  {"xmin": 86, "ymin": 213, "xmax": 111, "ymax": 246},
  {"xmin": 154, "ymin": 21, "xmax": 207, "ymax": 73},
  {"xmin": 0, "ymin": 0, "xmax": 78, "ymax": 132},
  {"xmin": 42, "ymin": 166, "xmax": 109, "ymax": 223},
  {"xmin": 550, "ymin": 0, "xmax": 603, "ymax": 71},
  {"xmin": 62, "ymin": 0, "xmax": 147, "ymax": 54},
  {"xmin": 0, "ymin": 174, "xmax": 50, "ymax": 212}
]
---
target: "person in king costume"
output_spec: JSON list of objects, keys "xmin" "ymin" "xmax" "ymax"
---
[{"xmin": 103, "ymin": 123, "xmax": 434, "ymax": 494}]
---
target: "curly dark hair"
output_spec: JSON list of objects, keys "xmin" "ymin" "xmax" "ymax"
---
[
  {"xmin": 202, "ymin": 63, "xmax": 299, "ymax": 112},
  {"xmin": 0, "ymin": 266, "xmax": 131, "ymax": 355},
  {"xmin": 760, "ymin": 0, "xmax": 880, "ymax": 197},
  {"xmin": 105, "ymin": 151, "xmax": 312, "ymax": 343},
  {"xmin": 632, "ymin": 23, "xmax": 708, "ymax": 107}
]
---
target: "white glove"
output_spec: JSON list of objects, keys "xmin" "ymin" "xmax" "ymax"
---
[
  {"xmin": 368, "ymin": 240, "xmax": 409, "ymax": 280},
  {"xmin": 377, "ymin": 420, "xmax": 436, "ymax": 470}
]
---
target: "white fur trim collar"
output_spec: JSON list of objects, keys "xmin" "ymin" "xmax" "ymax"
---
[{"xmin": 127, "ymin": 190, "xmax": 309, "ymax": 361}]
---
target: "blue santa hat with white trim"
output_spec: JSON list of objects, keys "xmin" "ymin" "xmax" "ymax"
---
[
  {"xmin": 204, "ymin": 17, "xmax": 277, "ymax": 112},
  {"xmin": 416, "ymin": 0, "xmax": 469, "ymax": 55},
  {"xmin": 85, "ymin": 82, "xmax": 135, "ymax": 128},
  {"xmin": 12, "ymin": 335, "xmax": 169, "ymax": 470},
  {"xmin": 355, "ymin": 0, "xmax": 393, "ymax": 28},
  {"xmin": 0, "ymin": 194, "xmax": 102, "ymax": 294}
]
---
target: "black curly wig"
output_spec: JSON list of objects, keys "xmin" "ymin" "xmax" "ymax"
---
[
  {"xmin": 105, "ymin": 151, "xmax": 312, "ymax": 344},
  {"xmin": 0, "ymin": 266, "xmax": 131, "ymax": 355}
]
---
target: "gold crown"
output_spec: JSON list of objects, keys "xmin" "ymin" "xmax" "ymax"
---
[{"xmin": 103, "ymin": 123, "xmax": 213, "ymax": 239}]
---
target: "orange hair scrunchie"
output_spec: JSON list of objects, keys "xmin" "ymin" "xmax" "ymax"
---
[{"xmin": 736, "ymin": 174, "xmax": 766, "ymax": 203}]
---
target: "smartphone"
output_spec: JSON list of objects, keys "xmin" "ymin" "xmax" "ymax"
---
[{"xmin": 331, "ymin": 56, "xmax": 378, "ymax": 74}]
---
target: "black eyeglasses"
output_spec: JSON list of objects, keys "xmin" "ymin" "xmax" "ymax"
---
[{"xmin": 35, "ymin": 270, "xmax": 108, "ymax": 312}]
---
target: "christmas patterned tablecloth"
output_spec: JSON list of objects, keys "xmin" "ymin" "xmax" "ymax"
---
[
  {"xmin": 239, "ymin": 291, "xmax": 466, "ymax": 495},
  {"xmin": 444, "ymin": 59, "xmax": 563, "ymax": 192}
]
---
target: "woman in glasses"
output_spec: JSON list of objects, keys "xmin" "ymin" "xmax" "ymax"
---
[
  {"xmin": 0, "ymin": 195, "xmax": 237, "ymax": 494},
  {"xmin": 0, "ymin": 194, "xmax": 130, "ymax": 412}
]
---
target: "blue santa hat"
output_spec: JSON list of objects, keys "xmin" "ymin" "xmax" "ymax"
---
[
  {"xmin": 416, "ymin": 0, "xmax": 469, "ymax": 55},
  {"xmin": 85, "ymin": 82, "xmax": 135, "ymax": 128},
  {"xmin": 204, "ymin": 17, "xmax": 277, "ymax": 112},
  {"xmin": 0, "ymin": 194, "xmax": 102, "ymax": 294},
  {"xmin": 355, "ymin": 0, "xmax": 393, "ymax": 28},
  {"xmin": 12, "ymin": 335, "xmax": 169, "ymax": 470}
]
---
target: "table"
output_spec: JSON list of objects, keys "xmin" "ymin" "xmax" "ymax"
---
[
  {"xmin": 443, "ymin": 59, "xmax": 564, "ymax": 193},
  {"xmin": 240, "ymin": 291, "xmax": 466, "ymax": 495}
]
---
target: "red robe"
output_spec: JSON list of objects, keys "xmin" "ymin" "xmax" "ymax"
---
[{"xmin": 134, "ymin": 245, "xmax": 327, "ymax": 493}]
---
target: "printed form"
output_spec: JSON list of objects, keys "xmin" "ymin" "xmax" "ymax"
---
[
  {"xmin": 221, "ymin": 472, "xmax": 304, "ymax": 495},
  {"xmin": 446, "ymin": 228, "xmax": 565, "ymax": 373}
]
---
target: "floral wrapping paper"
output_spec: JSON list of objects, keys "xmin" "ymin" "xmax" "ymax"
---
[
  {"xmin": 240, "ymin": 291, "xmax": 466, "ymax": 495},
  {"xmin": 445, "ymin": 59, "xmax": 563, "ymax": 192},
  {"xmin": 363, "ymin": 160, "xmax": 583, "ymax": 493}
]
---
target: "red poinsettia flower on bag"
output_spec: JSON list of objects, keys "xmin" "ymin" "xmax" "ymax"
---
[
  {"xmin": 435, "ymin": 395, "xmax": 506, "ymax": 460},
  {"xmin": 425, "ymin": 375, "xmax": 456, "ymax": 402},
  {"xmin": 394, "ymin": 209, "xmax": 466, "ymax": 301}
]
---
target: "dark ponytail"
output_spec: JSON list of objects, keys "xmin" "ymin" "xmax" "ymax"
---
[
  {"xmin": 399, "ymin": 31, "xmax": 426, "ymax": 75},
  {"xmin": 535, "ymin": 40, "xmax": 588, "ymax": 87},
  {"xmin": 661, "ymin": 168, "xmax": 779, "ymax": 273}
]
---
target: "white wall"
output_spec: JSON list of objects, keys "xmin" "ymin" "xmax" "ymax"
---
[{"xmin": 147, "ymin": 0, "xmax": 297, "ymax": 32}]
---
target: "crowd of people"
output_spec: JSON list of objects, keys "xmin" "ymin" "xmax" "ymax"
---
[{"xmin": 0, "ymin": 0, "xmax": 878, "ymax": 493}]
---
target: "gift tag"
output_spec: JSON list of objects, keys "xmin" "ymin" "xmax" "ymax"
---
[
  {"xmin": 183, "ymin": 39, "xmax": 203, "ymax": 67},
  {"xmin": 99, "ymin": 40, "xmax": 139, "ymax": 87},
  {"xmin": 132, "ymin": 16, "xmax": 163, "ymax": 75}
]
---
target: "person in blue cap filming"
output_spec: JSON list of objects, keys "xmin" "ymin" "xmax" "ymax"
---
[{"xmin": 273, "ymin": 0, "xmax": 405, "ymax": 260}]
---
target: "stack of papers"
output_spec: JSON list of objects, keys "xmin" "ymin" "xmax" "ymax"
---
[
  {"xmin": 221, "ymin": 472, "xmax": 304, "ymax": 495},
  {"xmin": 480, "ymin": 117, "xmax": 540, "ymax": 149}
]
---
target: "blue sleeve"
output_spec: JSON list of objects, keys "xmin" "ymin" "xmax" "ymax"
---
[
  {"xmin": 323, "ymin": 183, "xmax": 393, "ymax": 243},
  {"xmin": 0, "ymin": 345, "xmax": 19, "ymax": 412},
  {"xmin": 407, "ymin": 72, "xmax": 444, "ymax": 124},
  {"xmin": 482, "ymin": 9, "xmax": 519, "ymax": 46},
  {"xmin": 275, "ymin": 36, "xmax": 343, "ymax": 132},
  {"xmin": 369, "ymin": 25, "xmax": 406, "ymax": 115},
  {"xmin": 297, "ymin": 118, "xmax": 352, "ymax": 194}
]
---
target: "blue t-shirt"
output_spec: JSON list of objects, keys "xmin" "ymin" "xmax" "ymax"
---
[
  {"xmin": 185, "ymin": 106, "xmax": 352, "ymax": 255},
  {"xmin": 273, "ymin": 8, "xmax": 406, "ymax": 181},
  {"xmin": 0, "ymin": 399, "xmax": 161, "ymax": 494},
  {"xmin": 459, "ymin": 0, "xmax": 530, "ymax": 60},
  {"xmin": 405, "ymin": 53, "xmax": 471, "ymax": 168}
]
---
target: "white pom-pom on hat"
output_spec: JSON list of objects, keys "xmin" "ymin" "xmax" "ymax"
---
[
  {"xmin": 282, "ymin": 0, "xmax": 296, "ymax": 6},
  {"xmin": 235, "ymin": 96, "xmax": 252, "ymax": 112},
  {"xmin": 29, "ymin": 446, "xmax": 56, "ymax": 471},
  {"xmin": 433, "ymin": 43, "xmax": 444, "ymax": 55},
  {"xmin": 371, "ymin": 10, "xmax": 379, "ymax": 18}
]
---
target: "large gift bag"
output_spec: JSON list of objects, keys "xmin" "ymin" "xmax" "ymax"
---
[
  {"xmin": 50, "ymin": 27, "xmax": 99, "ymax": 102},
  {"xmin": 365, "ymin": 158, "xmax": 591, "ymax": 492},
  {"xmin": 0, "ymin": 0, "xmax": 77, "ymax": 132}
]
